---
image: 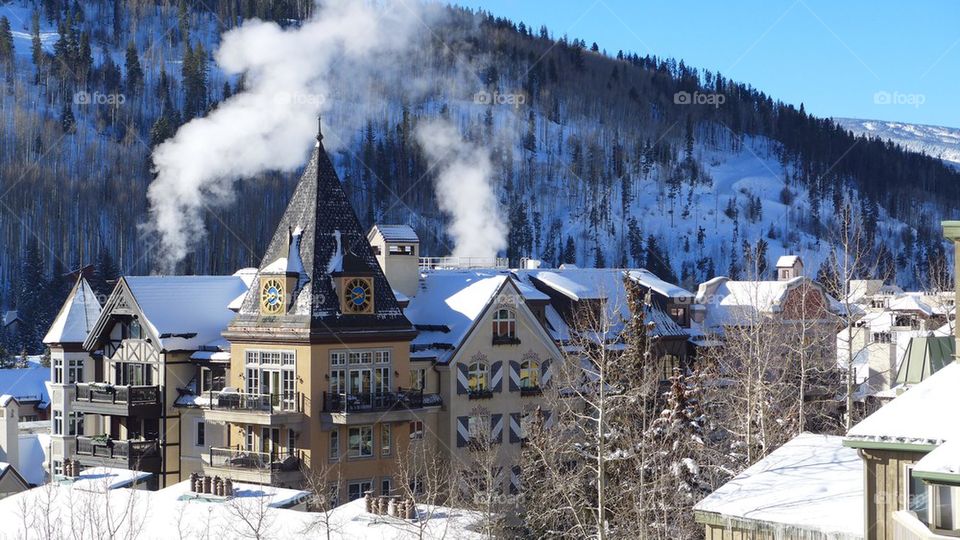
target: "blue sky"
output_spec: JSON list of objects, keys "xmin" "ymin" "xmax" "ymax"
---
[{"xmin": 451, "ymin": 0, "xmax": 960, "ymax": 128}]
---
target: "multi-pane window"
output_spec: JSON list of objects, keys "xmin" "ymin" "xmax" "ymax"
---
[
  {"xmin": 68, "ymin": 412, "xmax": 84, "ymax": 436},
  {"xmin": 381, "ymin": 424, "xmax": 392, "ymax": 456},
  {"xmin": 492, "ymin": 308, "xmax": 517, "ymax": 340},
  {"xmin": 245, "ymin": 350, "xmax": 296, "ymax": 410},
  {"xmin": 519, "ymin": 360, "xmax": 539, "ymax": 389},
  {"xmin": 381, "ymin": 477, "xmax": 392, "ymax": 495},
  {"xmin": 332, "ymin": 350, "xmax": 392, "ymax": 396},
  {"xmin": 348, "ymin": 480, "xmax": 372, "ymax": 501},
  {"xmin": 244, "ymin": 425, "xmax": 255, "ymax": 452},
  {"xmin": 410, "ymin": 368, "xmax": 426, "ymax": 391},
  {"xmin": 467, "ymin": 415, "xmax": 488, "ymax": 443},
  {"xmin": 116, "ymin": 363, "xmax": 152, "ymax": 386},
  {"xmin": 468, "ymin": 363, "xmax": 489, "ymax": 392},
  {"xmin": 67, "ymin": 359, "xmax": 83, "ymax": 384},
  {"xmin": 409, "ymin": 420, "xmax": 424, "ymax": 440},
  {"xmin": 329, "ymin": 430, "xmax": 340, "ymax": 460},
  {"xmin": 287, "ymin": 429, "xmax": 297, "ymax": 458},
  {"xmin": 201, "ymin": 366, "xmax": 225, "ymax": 394},
  {"xmin": 53, "ymin": 411, "xmax": 63, "ymax": 435},
  {"xmin": 53, "ymin": 358, "xmax": 63, "ymax": 384},
  {"xmin": 195, "ymin": 421, "xmax": 205, "ymax": 447},
  {"xmin": 348, "ymin": 426, "xmax": 374, "ymax": 458}
]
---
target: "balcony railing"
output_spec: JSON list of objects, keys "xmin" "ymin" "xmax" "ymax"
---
[
  {"xmin": 76, "ymin": 436, "xmax": 160, "ymax": 462},
  {"xmin": 419, "ymin": 256, "xmax": 508, "ymax": 270},
  {"xmin": 322, "ymin": 388, "xmax": 439, "ymax": 413},
  {"xmin": 205, "ymin": 391, "xmax": 302, "ymax": 414},
  {"xmin": 76, "ymin": 383, "xmax": 160, "ymax": 405},
  {"xmin": 207, "ymin": 447, "xmax": 300, "ymax": 472}
]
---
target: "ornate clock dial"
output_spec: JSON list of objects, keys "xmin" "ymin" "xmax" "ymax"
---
[
  {"xmin": 343, "ymin": 278, "xmax": 372, "ymax": 313},
  {"xmin": 260, "ymin": 278, "xmax": 285, "ymax": 314}
]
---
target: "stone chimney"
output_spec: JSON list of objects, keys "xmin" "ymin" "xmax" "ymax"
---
[
  {"xmin": 775, "ymin": 255, "xmax": 804, "ymax": 281},
  {"xmin": 0, "ymin": 395, "xmax": 20, "ymax": 466}
]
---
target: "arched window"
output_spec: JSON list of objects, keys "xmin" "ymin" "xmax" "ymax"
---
[
  {"xmin": 519, "ymin": 360, "xmax": 539, "ymax": 389},
  {"xmin": 492, "ymin": 308, "xmax": 517, "ymax": 342},
  {"xmin": 467, "ymin": 362, "xmax": 488, "ymax": 392}
]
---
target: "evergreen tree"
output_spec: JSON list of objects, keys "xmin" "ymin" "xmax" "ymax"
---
[
  {"xmin": 125, "ymin": 41, "xmax": 143, "ymax": 91},
  {"xmin": 507, "ymin": 201, "xmax": 532, "ymax": 266},
  {"xmin": 627, "ymin": 217, "xmax": 644, "ymax": 267},
  {"xmin": 31, "ymin": 11, "xmax": 42, "ymax": 68},
  {"xmin": 562, "ymin": 236, "xmax": 576, "ymax": 265},
  {"xmin": 0, "ymin": 17, "xmax": 14, "ymax": 66},
  {"xmin": 645, "ymin": 235, "xmax": 677, "ymax": 283},
  {"xmin": 90, "ymin": 245, "xmax": 120, "ymax": 298},
  {"xmin": 60, "ymin": 101, "xmax": 76, "ymax": 133},
  {"xmin": 593, "ymin": 245, "xmax": 606, "ymax": 268},
  {"xmin": 15, "ymin": 241, "xmax": 45, "ymax": 353}
]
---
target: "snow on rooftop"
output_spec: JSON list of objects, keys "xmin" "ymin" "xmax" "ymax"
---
[
  {"xmin": 888, "ymin": 294, "xmax": 934, "ymax": 316},
  {"xmin": 43, "ymin": 277, "xmax": 102, "ymax": 344},
  {"xmin": 847, "ymin": 362, "xmax": 960, "ymax": 445},
  {"xmin": 914, "ymin": 439, "xmax": 960, "ymax": 478},
  {"xmin": 123, "ymin": 275, "xmax": 248, "ymax": 351},
  {"xmin": 694, "ymin": 433, "xmax": 862, "ymax": 538},
  {"xmin": 776, "ymin": 255, "xmax": 801, "ymax": 268},
  {"xmin": 0, "ymin": 366, "xmax": 49, "ymax": 407},
  {"xmin": 626, "ymin": 269, "xmax": 694, "ymax": 299},
  {"xmin": 695, "ymin": 276, "xmax": 841, "ymax": 331},
  {"xmin": 0, "ymin": 484, "xmax": 485, "ymax": 539},
  {"xmin": 61, "ymin": 466, "xmax": 152, "ymax": 491},
  {"xmin": 159, "ymin": 479, "xmax": 309, "ymax": 508},
  {"xmin": 405, "ymin": 271, "xmax": 507, "ymax": 363},
  {"xmin": 18, "ymin": 432, "xmax": 50, "ymax": 486},
  {"xmin": 371, "ymin": 224, "xmax": 419, "ymax": 243}
]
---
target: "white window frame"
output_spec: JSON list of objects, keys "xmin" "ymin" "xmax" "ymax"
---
[
  {"xmin": 348, "ymin": 426, "xmax": 374, "ymax": 458},
  {"xmin": 932, "ymin": 484, "xmax": 960, "ymax": 533},
  {"xmin": 68, "ymin": 412, "xmax": 84, "ymax": 436},
  {"xmin": 245, "ymin": 350, "xmax": 296, "ymax": 410},
  {"xmin": 53, "ymin": 411, "xmax": 63, "ymax": 435},
  {"xmin": 492, "ymin": 308, "xmax": 517, "ymax": 339},
  {"xmin": 409, "ymin": 420, "xmax": 424, "ymax": 441},
  {"xmin": 329, "ymin": 430, "xmax": 340, "ymax": 461},
  {"xmin": 348, "ymin": 480, "xmax": 373, "ymax": 501},
  {"xmin": 380, "ymin": 476, "xmax": 392, "ymax": 496},
  {"xmin": 67, "ymin": 359, "xmax": 83, "ymax": 384},
  {"xmin": 381, "ymin": 424, "xmax": 392, "ymax": 456},
  {"xmin": 410, "ymin": 368, "xmax": 426, "ymax": 391},
  {"xmin": 244, "ymin": 425, "xmax": 255, "ymax": 452},
  {"xmin": 53, "ymin": 358, "xmax": 63, "ymax": 384},
  {"xmin": 468, "ymin": 362, "xmax": 489, "ymax": 392},
  {"xmin": 905, "ymin": 464, "xmax": 931, "ymax": 523},
  {"xmin": 331, "ymin": 349, "xmax": 393, "ymax": 396},
  {"xmin": 519, "ymin": 360, "xmax": 540, "ymax": 389}
]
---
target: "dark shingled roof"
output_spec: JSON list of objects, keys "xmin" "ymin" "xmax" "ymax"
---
[{"xmin": 229, "ymin": 133, "xmax": 413, "ymax": 341}]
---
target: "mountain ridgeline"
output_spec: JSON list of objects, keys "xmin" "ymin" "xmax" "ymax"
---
[{"xmin": 0, "ymin": 0, "xmax": 957, "ymax": 354}]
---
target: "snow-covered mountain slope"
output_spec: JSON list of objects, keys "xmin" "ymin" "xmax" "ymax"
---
[{"xmin": 836, "ymin": 118, "xmax": 960, "ymax": 169}]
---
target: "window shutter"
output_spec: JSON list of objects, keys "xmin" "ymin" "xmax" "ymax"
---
[
  {"xmin": 491, "ymin": 361, "xmax": 503, "ymax": 392},
  {"xmin": 510, "ymin": 465, "xmax": 521, "ymax": 494},
  {"xmin": 542, "ymin": 409, "xmax": 554, "ymax": 429},
  {"xmin": 508, "ymin": 361, "xmax": 520, "ymax": 392},
  {"xmin": 490, "ymin": 414, "xmax": 503, "ymax": 444},
  {"xmin": 456, "ymin": 363, "xmax": 469, "ymax": 395},
  {"xmin": 541, "ymin": 359, "xmax": 553, "ymax": 388},
  {"xmin": 509, "ymin": 413, "xmax": 521, "ymax": 444},
  {"xmin": 456, "ymin": 416, "xmax": 469, "ymax": 447}
]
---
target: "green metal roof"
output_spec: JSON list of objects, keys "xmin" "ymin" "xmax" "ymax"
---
[{"xmin": 895, "ymin": 336, "xmax": 955, "ymax": 386}]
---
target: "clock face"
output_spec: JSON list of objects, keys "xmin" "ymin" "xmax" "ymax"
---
[
  {"xmin": 343, "ymin": 278, "xmax": 373, "ymax": 313},
  {"xmin": 260, "ymin": 278, "xmax": 285, "ymax": 314}
]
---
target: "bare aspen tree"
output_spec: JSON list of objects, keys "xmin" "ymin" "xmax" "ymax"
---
[
  {"xmin": 300, "ymin": 460, "xmax": 345, "ymax": 539},
  {"xmin": 391, "ymin": 438, "xmax": 454, "ymax": 540}
]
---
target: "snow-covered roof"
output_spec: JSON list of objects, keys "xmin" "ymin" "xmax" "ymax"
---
[
  {"xmin": 626, "ymin": 269, "xmax": 694, "ymax": 299},
  {"xmin": 847, "ymin": 362, "xmax": 960, "ymax": 446},
  {"xmin": 0, "ymin": 484, "xmax": 485, "ymax": 539},
  {"xmin": 43, "ymin": 277, "xmax": 102, "ymax": 344},
  {"xmin": 0, "ymin": 367, "xmax": 49, "ymax": 407},
  {"xmin": 519, "ymin": 268, "xmax": 688, "ymax": 342},
  {"xmin": 189, "ymin": 337, "xmax": 231, "ymax": 362},
  {"xmin": 159, "ymin": 479, "xmax": 309, "ymax": 508},
  {"xmin": 59, "ymin": 466, "xmax": 152, "ymax": 491},
  {"xmin": 405, "ymin": 270, "xmax": 508, "ymax": 363},
  {"xmin": 2, "ymin": 311, "xmax": 19, "ymax": 327},
  {"xmin": 369, "ymin": 224, "xmax": 419, "ymax": 243},
  {"xmin": 694, "ymin": 433, "xmax": 862, "ymax": 538},
  {"xmin": 122, "ymin": 276, "xmax": 248, "ymax": 351},
  {"xmin": 888, "ymin": 294, "xmax": 934, "ymax": 316},
  {"xmin": 914, "ymin": 439, "xmax": 960, "ymax": 479},
  {"xmin": 775, "ymin": 255, "xmax": 801, "ymax": 268},
  {"xmin": 17, "ymin": 431, "xmax": 50, "ymax": 486},
  {"xmin": 695, "ymin": 276, "xmax": 840, "ymax": 330}
]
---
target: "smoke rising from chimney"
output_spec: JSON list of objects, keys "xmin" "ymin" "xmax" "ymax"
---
[
  {"xmin": 146, "ymin": 0, "xmax": 419, "ymax": 271},
  {"xmin": 415, "ymin": 120, "xmax": 507, "ymax": 259}
]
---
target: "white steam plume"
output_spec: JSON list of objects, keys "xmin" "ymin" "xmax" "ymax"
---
[
  {"xmin": 147, "ymin": 0, "xmax": 419, "ymax": 271},
  {"xmin": 415, "ymin": 119, "xmax": 507, "ymax": 259}
]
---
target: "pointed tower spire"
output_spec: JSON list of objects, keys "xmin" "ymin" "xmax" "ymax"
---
[{"xmin": 316, "ymin": 115, "xmax": 323, "ymax": 145}]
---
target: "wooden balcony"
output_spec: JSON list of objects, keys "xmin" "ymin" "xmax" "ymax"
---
[
  {"xmin": 73, "ymin": 383, "xmax": 162, "ymax": 417},
  {"xmin": 320, "ymin": 389, "xmax": 441, "ymax": 425},
  {"xmin": 75, "ymin": 436, "xmax": 161, "ymax": 472},
  {"xmin": 200, "ymin": 391, "xmax": 305, "ymax": 427},
  {"xmin": 203, "ymin": 447, "xmax": 303, "ymax": 487}
]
